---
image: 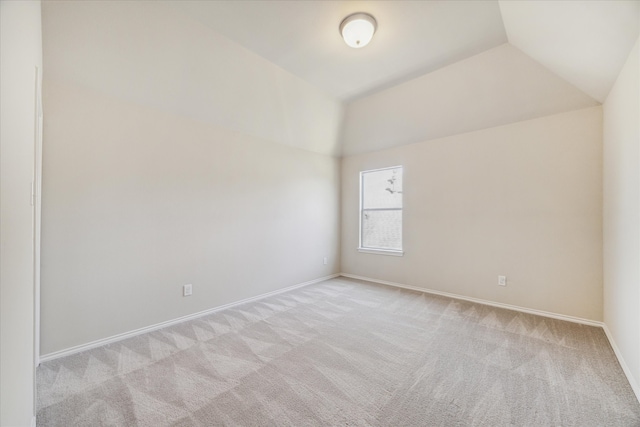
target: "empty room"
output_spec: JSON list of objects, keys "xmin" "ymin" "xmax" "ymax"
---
[{"xmin": 2, "ymin": 0, "xmax": 640, "ymax": 425}]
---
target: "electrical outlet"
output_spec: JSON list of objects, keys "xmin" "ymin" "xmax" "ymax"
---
[
  {"xmin": 323, "ymin": 257, "xmax": 328, "ymax": 265},
  {"xmin": 183, "ymin": 284, "xmax": 193, "ymax": 296},
  {"xmin": 498, "ymin": 276, "xmax": 506, "ymax": 286}
]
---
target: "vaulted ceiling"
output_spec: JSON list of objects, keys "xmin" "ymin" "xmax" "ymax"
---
[
  {"xmin": 43, "ymin": 1, "xmax": 639, "ymax": 156},
  {"xmin": 166, "ymin": 0, "xmax": 509, "ymax": 101},
  {"xmin": 167, "ymin": 0, "xmax": 639, "ymax": 103},
  {"xmin": 500, "ymin": 0, "xmax": 639, "ymax": 103}
]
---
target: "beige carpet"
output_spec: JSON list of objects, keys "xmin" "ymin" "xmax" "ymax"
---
[{"xmin": 37, "ymin": 277, "xmax": 640, "ymax": 426}]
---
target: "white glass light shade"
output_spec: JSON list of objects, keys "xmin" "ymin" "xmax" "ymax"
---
[{"xmin": 340, "ymin": 13, "xmax": 377, "ymax": 48}]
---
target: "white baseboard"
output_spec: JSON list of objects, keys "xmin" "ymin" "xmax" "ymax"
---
[
  {"xmin": 602, "ymin": 324, "xmax": 640, "ymax": 403},
  {"xmin": 340, "ymin": 273, "xmax": 640, "ymax": 404},
  {"xmin": 339, "ymin": 273, "xmax": 603, "ymax": 327},
  {"xmin": 38, "ymin": 272, "xmax": 640, "ymax": 406},
  {"xmin": 39, "ymin": 274, "xmax": 339, "ymax": 363}
]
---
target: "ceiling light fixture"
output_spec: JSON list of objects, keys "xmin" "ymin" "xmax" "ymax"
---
[{"xmin": 340, "ymin": 12, "xmax": 377, "ymax": 49}]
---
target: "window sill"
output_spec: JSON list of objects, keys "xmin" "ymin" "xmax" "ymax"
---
[{"xmin": 358, "ymin": 248, "xmax": 404, "ymax": 257}]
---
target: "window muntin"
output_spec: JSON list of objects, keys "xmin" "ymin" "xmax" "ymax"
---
[{"xmin": 359, "ymin": 166, "xmax": 403, "ymax": 253}]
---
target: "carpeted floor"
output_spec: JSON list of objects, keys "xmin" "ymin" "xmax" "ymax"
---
[{"xmin": 37, "ymin": 277, "xmax": 640, "ymax": 426}]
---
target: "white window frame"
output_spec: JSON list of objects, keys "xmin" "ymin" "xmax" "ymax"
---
[{"xmin": 358, "ymin": 165, "xmax": 404, "ymax": 256}]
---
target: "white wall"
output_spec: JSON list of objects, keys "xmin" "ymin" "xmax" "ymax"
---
[
  {"xmin": 40, "ymin": 1, "xmax": 342, "ymax": 356},
  {"xmin": 40, "ymin": 80, "xmax": 341, "ymax": 355},
  {"xmin": 0, "ymin": 1, "xmax": 42, "ymax": 425},
  {"xmin": 342, "ymin": 107, "xmax": 603, "ymax": 321},
  {"xmin": 603, "ymin": 37, "xmax": 640, "ymax": 396}
]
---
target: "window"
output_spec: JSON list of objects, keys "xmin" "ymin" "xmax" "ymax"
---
[{"xmin": 359, "ymin": 166, "xmax": 403, "ymax": 255}]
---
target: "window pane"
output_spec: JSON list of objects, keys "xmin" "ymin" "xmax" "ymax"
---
[
  {"xmin": 361, "ymin": 209, "xmax": 402, "ymax": 250},
  {"xmin": 362, "ymin": 167, "xmax": 402, "ymax": 209}
]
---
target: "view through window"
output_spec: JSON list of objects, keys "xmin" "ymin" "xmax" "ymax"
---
[{"xmin": 360, "ymin": 166, "xmax": 403, "ymax": 253}]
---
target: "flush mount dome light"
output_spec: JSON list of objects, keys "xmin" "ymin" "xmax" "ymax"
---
[{"xmin": 340, "ymin": 12, "xmax": 377, "ymax": 48}]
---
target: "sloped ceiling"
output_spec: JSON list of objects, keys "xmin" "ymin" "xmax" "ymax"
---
[
  {"xmin": 166, "ymin": 0, "xmax": 639, "ymax": 105},
  {"xmin": 43, "ymin": 1, "xmax": 640, "ymax": 157},
  {"xmin": 165, "ymin": 0, "xmax": 639, "ymax": 156},
  {"xmin": 341, "ymin": 44, "xmax": 599, "ymax": 156},
  {"xmin": 499, "ymin": 0, "xmax": 640, "ymax": 103},
  {"xmin": 42, "ymin": 1, "xmax": 344, "ymax": 156},
  {"xmin": 167, "ymin": 0, "xmax": 508, "ymax": 101}
]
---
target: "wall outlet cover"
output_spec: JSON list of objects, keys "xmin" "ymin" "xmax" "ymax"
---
[{"xmin": 183, "ymin": 284, "xmax": 193, "ymax": 296}]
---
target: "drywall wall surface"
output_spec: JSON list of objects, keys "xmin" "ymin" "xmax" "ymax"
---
[
  {"xmin": 40, "ymin": 80, "xmax": 341, "ymax": 355},
  {"xmin": 342, "ymin": 107, "xmax": 603, "ymax": 321},
  {"xmin": 0, "ymin": 1, "xmax": 41, "ymax": 425},
  {"xmin": 41, "ymin": 1, "xmax": 343, "ymax": 157},
  {"xmin": 603, "ymin": 37, "xmax": 640, "ymax": 391},
  {"xmin": 341, "ymin": 43, "xmax": 598, "ymax": 157}
]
